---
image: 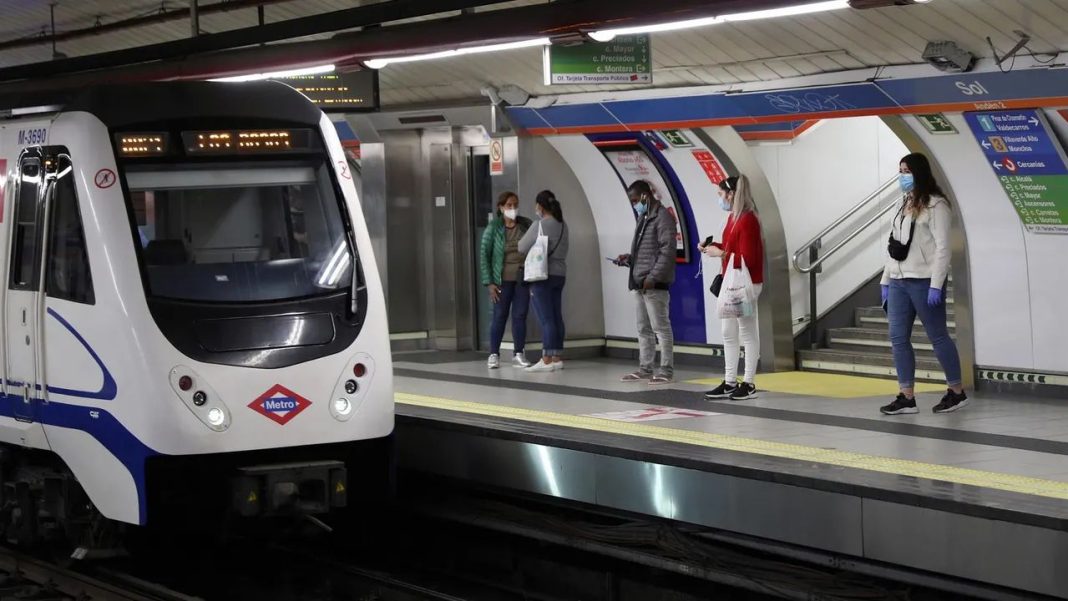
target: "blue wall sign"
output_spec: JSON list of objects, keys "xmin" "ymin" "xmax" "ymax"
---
[{"xmin": 964, "ymin": 109, "xmax": 1068, "ymax": 234}]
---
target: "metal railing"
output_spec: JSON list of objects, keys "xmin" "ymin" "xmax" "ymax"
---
[{"xmin": 792, "ymin": 175, "xmax": 899, "ymax": 348}]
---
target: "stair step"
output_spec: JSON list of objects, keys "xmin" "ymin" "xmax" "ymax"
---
[
  {"xmin": 857, "ymin": 305, "xmax": 956, "ymax": 318},
  {"xmin": 798, "ymin": 349, "xmax": 945, "ymax": 383},
  {"xmin": 856, "ymin": 314, "xmax": 957, "ymax": 331},
  {"xmin": 827, "ymin": 327, "xmax": 942, "ymax": 356},
  {"xmin": 855, "ymin": 306, "xmax": 956, "ymax": 326}
]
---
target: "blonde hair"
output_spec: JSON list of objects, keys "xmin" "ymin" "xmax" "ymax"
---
[{"xmin": 729, "ymin": 174, "xmax": 757, "ymax": 218}]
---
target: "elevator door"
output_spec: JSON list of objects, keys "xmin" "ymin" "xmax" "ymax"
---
[{"xmin": 469, "ymin": 152, "xmax": 494, "ymax": 351}]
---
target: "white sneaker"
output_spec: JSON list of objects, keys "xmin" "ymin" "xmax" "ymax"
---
[
  {"xmin": 513, "ymin": 353, "xmax": 532, "ymax": 368},
  {"xmin": 487, "ymin": 354, "xmax": 500, "ymax": 369},
  {"xmin": 525, "ymin": 360, "xmax": 557, "ymax": 373}
]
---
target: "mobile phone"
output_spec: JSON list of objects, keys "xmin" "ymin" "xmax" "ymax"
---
[{"xmin": 702, "ymin": 235, "xmax": 715, "ymax": 247}]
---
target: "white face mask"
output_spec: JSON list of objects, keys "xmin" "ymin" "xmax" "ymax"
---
[{"xmin": 503, "ymin": 208, "xmax": 518, "ymax": 220}]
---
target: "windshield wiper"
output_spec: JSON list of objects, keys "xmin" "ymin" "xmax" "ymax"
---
[{"xmin": 347, "ymin": 230, "xmax": 360, "ymax": 317}]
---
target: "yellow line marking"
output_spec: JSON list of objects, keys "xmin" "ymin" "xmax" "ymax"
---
[
  {"xmin": 396, "ymin": 392, "xmax": 1068, "ymax": 500},
  {"xmin": 687, "ymin": 371, "xmax": 943, "ymax": 399}
]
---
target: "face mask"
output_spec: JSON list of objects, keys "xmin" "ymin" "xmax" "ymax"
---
[
  {"xmin": 899, "ymin": 173, "xmax": 915, "ymax": 193},
  {"xmin": 633, "ymin": 201, "xmax": 647, "ymax": 217},
  {"xmin": 503, "ymin": 208, "xmax": 518, "ymax": 220},
  {"xmin": 719, "ymin": 196, "xmax": 731, "ymax": 212}
]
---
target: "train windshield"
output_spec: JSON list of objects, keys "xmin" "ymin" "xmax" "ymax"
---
[{"xmin": 124, "ymin": 160, "xmax": 353, "ymax": 303}]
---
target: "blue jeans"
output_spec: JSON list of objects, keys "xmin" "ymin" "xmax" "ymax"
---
[
  {"xmin": 887, "ymin": 278, "xmax": 962, "ymax": 388},
  {"xmin": 489, "ymin": 280, "xmax": 529, "ymax": 355},
  {"xmin": 531, "ymin": 276, "xmax": 566, "ymax": 357}
]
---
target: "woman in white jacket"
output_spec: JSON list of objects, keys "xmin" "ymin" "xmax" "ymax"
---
[{"xmin": 879, "ymin": 152, "xmax": 967, "ymax": 416}]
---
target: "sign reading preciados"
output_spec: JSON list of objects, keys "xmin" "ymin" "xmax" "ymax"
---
[
  {"xmin": 964, "ymin": 109, "xmax": 1068, "ymax": 234},
  {"xmin": 545, "ymin": 35, "xmax": 651, "ymax": 85}
]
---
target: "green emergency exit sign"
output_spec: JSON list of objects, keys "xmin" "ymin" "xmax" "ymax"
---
[
  {"xmin": 916, "ymin": 114, "xmax": 957, "ymax": 135},
  {"xmin": 661, "ymin": 130, "xmax": 693, "ymax": 147}
]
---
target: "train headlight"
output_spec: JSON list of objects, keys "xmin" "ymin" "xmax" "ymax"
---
[
  {"xmin": 207, "ymin": 408, "xmax": 226, "ymax": 427},
  {"xmin": 170, "ymin": 366, "xmax": 231, "ymax": 432},
  {"xmin": 334, "ymin": 398, "xmax": 352, "ymax": 415},
  {"xmin": 331, "ymin": 354, "xmax": 374, "ymax": 422}
]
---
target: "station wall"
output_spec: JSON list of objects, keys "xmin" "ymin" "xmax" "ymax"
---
[
  {"xmin": 517, "ymin": 136, "xmax": 606, "ymax": 342},
  {"xmin": 748, "ymin": 117, "xmax": 907, "ymax": 327},
  {"xmin": 901, "ymin": 109, "xmax": 1068, "ymax": 375}
]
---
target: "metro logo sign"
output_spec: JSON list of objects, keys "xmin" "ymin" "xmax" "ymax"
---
[{"xmin": 249, "ymin": 384, "xmax": 312, "ymax": 425}]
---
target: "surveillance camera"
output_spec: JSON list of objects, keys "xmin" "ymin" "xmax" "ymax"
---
[{"xmin": 922, "ymin": 41, "xmax": 975, "ymax": 73}]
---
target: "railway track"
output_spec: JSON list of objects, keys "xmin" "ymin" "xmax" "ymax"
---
[{"xmin": 0, "ymin": 546, "xmax": 199, "ymax": 601}]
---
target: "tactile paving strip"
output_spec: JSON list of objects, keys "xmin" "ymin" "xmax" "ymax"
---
[{"xmin": 397, "ymin": 392, "xmax": 1068, "ymax": 500}]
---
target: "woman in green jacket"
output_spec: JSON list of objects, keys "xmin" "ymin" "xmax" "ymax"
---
[{"xmin": 480, "ymin": 191, "xmax": 533, "ymax": 368}]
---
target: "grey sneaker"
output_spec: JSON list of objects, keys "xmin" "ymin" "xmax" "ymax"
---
[
  {"xmin": 649, "ymin": 368, "xmax": 674, "ymax": 385},
  {"xmin": 621, "ymin": 370, "xmax": 653, "ymax": 382},
  {"xmin": 487, "ymin": 354, "xmax": 500, "ymax": 369},
  {"xmin": 513, "ymin": 353, "xmax": 532, "ymax": 368}
]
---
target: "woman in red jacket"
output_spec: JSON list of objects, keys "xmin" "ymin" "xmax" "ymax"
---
[{"xmin": 700, "ymin": 175, "xmax": 764, "ymax": 401}]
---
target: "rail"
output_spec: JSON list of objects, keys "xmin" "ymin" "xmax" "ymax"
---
[{"xmin": 792, "ymin": 175, "xmax": 899, "ymax": 347}]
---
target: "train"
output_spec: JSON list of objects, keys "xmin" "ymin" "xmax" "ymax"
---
[{"xmin": 0, "ymin": 81, "xmax": 393, "ymax": 548}]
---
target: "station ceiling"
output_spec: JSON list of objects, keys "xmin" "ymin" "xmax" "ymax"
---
[{"xmin": 0, "ymin": 0, "xmax": 1065, "ymax": 109}]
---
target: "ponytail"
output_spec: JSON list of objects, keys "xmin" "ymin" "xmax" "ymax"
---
[{"xmin": 536, "ymin": 189, "xmax": 564, "ymax": 223}]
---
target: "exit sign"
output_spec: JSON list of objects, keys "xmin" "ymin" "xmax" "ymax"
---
[
  {"xmin": 916, "ymin": 114, "xmax": 957, "ymax": 135},
  {"xmin": 661, "ymin": 130, "xmax": 693, "ymax": 147}
]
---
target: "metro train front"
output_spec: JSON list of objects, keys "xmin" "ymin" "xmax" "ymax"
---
[{"xmin": 0, "ymin": 81, "xmax": 393, "ymax": 538}]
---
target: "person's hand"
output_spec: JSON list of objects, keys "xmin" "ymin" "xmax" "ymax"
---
[
  {"xmin": 488, "ymin": 284, "xmax": 500, "ymax": 304},
  {"xmin": 927, "ymin": 287, "xmax": 943, "ymax": 307},
  {"xmin": 616, "ymin": 254, "xmax": 630, "ymax": 266},
  {"xmin": 881, "ymin": 285, "xmax": 889, "ymax": 305},
  {"xmin": 703, "ymin": 246, "xmax": 724, "ymax": 258},
  {"xmin": 643, "ymin": 279, "xmax": 655, "ymax": 291}
]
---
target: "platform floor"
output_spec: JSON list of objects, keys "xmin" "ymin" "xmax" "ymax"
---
[
  {"xmin": 391, "ymin": 352, "xmax": 1068, "ymax": 597},
  {"xmin": 395, "ymin": 353, "xmax": 1068, "ymax": 488}
]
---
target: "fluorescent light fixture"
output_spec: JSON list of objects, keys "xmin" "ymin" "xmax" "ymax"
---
[
  {"xmin": 590, "ymin": 0, "xmax": 849, "ymax": 41},
  {"xmin": 365, "ymin": 37, "xmax": 551, "ymax": 69},
  {"xmin": 210, "ymin": 63, "xmax": 335, "ymax": 82}
]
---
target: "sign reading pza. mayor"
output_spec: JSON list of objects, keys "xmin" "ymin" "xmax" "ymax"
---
[{"xmin": 545, "ymin": 35, "xmax": 651, "ymax": 85}]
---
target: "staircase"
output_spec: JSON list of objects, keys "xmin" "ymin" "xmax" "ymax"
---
[{"xmin": 799, "ymin": 280, "xmax": 954, "ymax": 383}]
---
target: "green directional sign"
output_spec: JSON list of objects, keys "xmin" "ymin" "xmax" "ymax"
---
[
  {"xmin": 545, "ymin": 35, "xmax": 652, "ymax": 85},
  {"xmin": 916, "ymin": 113, "xmax": 957, "ymax": 135},
  {"xmin": 661, "ymin": 130, "xmax": 693, "ymax": 147}
]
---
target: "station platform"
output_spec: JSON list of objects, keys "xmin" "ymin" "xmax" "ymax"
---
[{"xmin": 391, "ymin": 352, "xmax": 1068, "ymax": 599}]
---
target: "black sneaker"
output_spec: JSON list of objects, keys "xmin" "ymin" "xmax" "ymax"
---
[
  {"xmin": 933, "ymin": 389, "xmax": 969, "ymax": 414},
  {"xmin": 729, "ymin": 382, "xmax": 757, "ymax": 401},
  {"xmin": 880, "ymin": 394, "xmax": 918, "ymax": 415},
  {"xmin": 704, "ymin": 381, "xmax": 738, "ymax": 399}
]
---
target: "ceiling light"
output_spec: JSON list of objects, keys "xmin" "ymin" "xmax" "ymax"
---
[
  {"xmin": 590, "ymin": 0, "xmax": 850, "ymax": 41},
  {"xmin": 209, "ymin": 63, "xmax": 335, "ymax": 82},
  {"xmin": 364, "ymin": 38, "xmax": 551, "ymax": 69}
]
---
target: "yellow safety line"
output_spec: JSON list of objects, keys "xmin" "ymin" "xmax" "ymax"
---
[{"xmin": 396, "ymin": 392, "xmax": 1068, "ymax": 501}]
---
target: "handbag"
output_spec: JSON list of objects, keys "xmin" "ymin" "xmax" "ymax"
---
[
  {"xmin": 709, "ymin": 273, "xmax": 723, "ymax": 297},
  {"xmin": 717, "ymin": 254, "xmax": 756, "ymax": 319},
  {"xmin": 887, "ymin": 207, "xmax": 915, "ymax": 261},
  {"xmin": 523, "ymin": 222, "xmax": 549, "ymax": 282}
]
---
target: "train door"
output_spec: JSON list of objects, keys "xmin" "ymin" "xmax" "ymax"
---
[{"xmin": 5, "ymin": 149, "xmax": 46, "ymax": 422}]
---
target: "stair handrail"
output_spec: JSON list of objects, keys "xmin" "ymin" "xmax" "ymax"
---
[
  {"xmin": 792, "ymin": 175, "xmax": 899, "ymax": 274},
  {"xmin": 792, "ymin": 174, "xmax": 899, "ymax": 349}
]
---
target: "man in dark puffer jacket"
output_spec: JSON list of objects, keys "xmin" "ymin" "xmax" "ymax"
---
[{"xmin": 613, "ymin": 180, "xmax": 677, "ymax": 385}]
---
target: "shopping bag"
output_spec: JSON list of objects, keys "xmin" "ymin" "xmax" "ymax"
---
[
  {"xmin": 717, "ymin": 254, "xmax": 756, "ymax": 319},
  {"xmin": 524, "ymin": 222, "xmax": 549, "ymax": 282}
]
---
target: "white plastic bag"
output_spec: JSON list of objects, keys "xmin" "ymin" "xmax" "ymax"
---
[
  {"xmin": 717, "ymin": 254, "xmax": 756, "ymax": 319},
  {"xmin": 524, "ymin": 222, "xmax": 549, "ymax": 282}
]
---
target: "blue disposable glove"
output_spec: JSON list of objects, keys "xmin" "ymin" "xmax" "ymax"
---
[
  {"xmin": 880, "ymin": 285, "xmax": 889, "ymax": 305},
  {"xmin": 927, "ymin": 287, "xmax": 943, "ymax": 307}
]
